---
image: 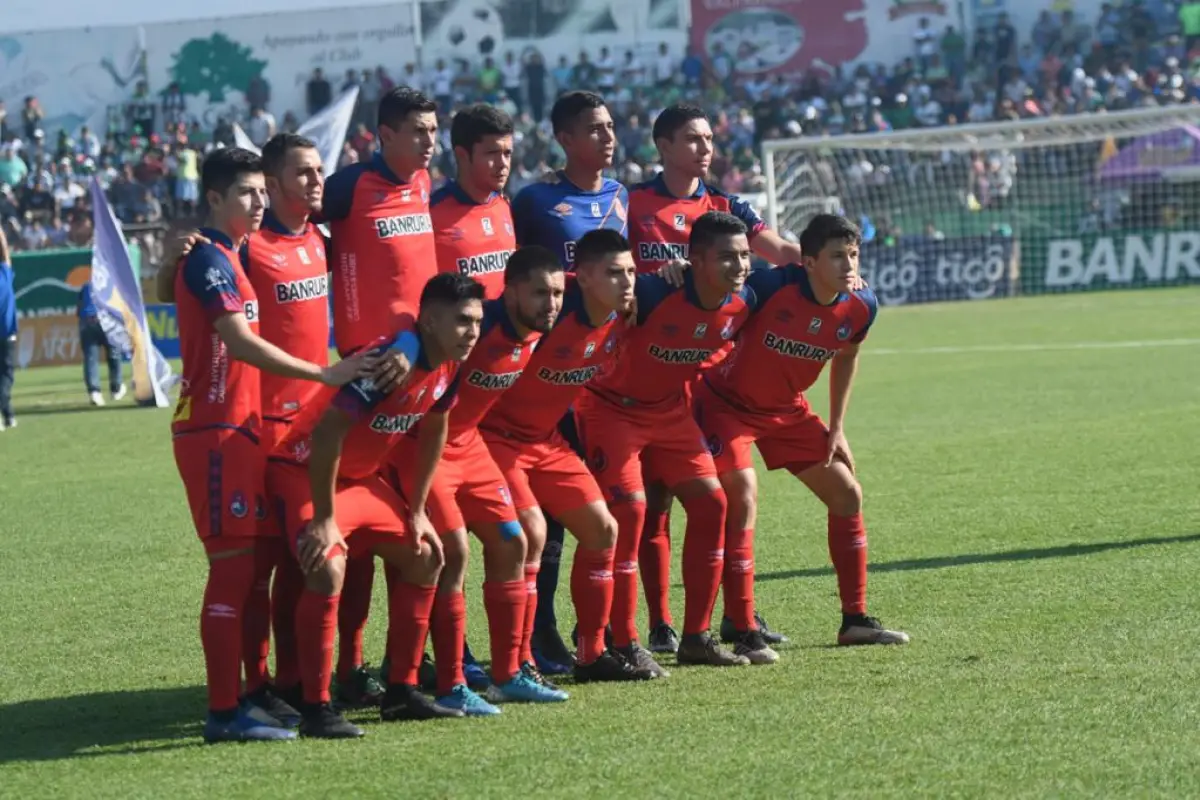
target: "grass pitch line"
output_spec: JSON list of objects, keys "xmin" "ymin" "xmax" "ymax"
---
[{"xmin": 867, "ymin": 338, "xmax": 1200, "ymax": 356}]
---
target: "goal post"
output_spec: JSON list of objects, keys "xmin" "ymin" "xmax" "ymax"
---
[{"xmin": 761, "ymin": 106, "xmax": 1200, "ymax": 305}]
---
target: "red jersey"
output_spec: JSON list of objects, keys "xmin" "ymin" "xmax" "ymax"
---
[
  {"xmin": 627, "ymin": 175, "xmax": 767, "ymax": 273},
  {"xmin": 588, "ymin": 272, "xmax": 756, "ymax": 410},
  {"xmin": 273, "ymin": 335, "xmax": 460, "ymax": 481},
  {"xmin": 323, "ymin": 154, "xmax": 436, "ymax": 354},
  {"xmin": 705, "ymin": 266, "xmax": 877, "ymax": 416},
  {"xmin": 171, "ymin": 227, "xmax": 261, "ymax": 436},
  {"xmin": 447, "ymin": 299, "xmax": 540, "ymax": 442},
  {"xmin": 241, "ymin": 211, "xmax": 330, "ymax": 423},
  {"xmin": 481, "ymin": 280, "xmax": 621, "ymax": 442},
  {"xmin": 431, "ymin": 181, "xmax": 516, "ymax": 300}
]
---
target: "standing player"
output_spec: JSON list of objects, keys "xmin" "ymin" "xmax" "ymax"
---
[
  {"xmin": 268, "ymin": 273, "xmax": 485, "ymax": 737},
  {"xmin": 574, "ymin": 213, "xmax": 761, "ymax": 675},
  {"xmin": 431, "ymin": 105, "xmax": 517, "ymax": 299},
  {"xmin": 509, "ymin": 90, "xmax": 629, "ymax": 672},
  {"xmin": 321, "ymin": 86, "xmax": 440, "ymax": 697},
  {"xmin": 170, "ymin": 148, "xmax": 370, "ymax": 743},
  {"xmin": 627, "ymin": 103, "xmax": 808, "ymax": 653},
  {"xmin": 693, "ymin": 214, "xmax": 909, "ymax": 653},
  {"xmin": 481, "ymin": 230, "xmax": 655, "ymax": 683}
]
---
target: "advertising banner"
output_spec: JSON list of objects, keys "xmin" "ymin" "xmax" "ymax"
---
[{"xmin": 859, "ymin": 235, "xmax": 1019, "ymax": 306}]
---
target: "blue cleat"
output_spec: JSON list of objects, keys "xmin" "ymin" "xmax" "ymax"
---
[
  {"xmin": 485, "ymin": 672, "xmax": 569, "ymax": 704},
  {"xmin": 436, "ymin": 684, "xmax": 502, "ymax": 717},
  {"xmin": 462, "ymin": 641, "xmax": 491, "ymax": 690},
  {"xmin": 203, "ymin": 706, "xmax": 298, "ymax": 743},
  {"xmin": 531, "ymin": 627, "xmax": 575, "ymax": 675}
]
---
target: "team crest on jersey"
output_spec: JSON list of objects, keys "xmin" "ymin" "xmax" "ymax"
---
[
  {"xmin": 836, "ymin": 322, "xmax": 852, "ymax": 341},
  {"xmin": 447, "ymin": 226, "xmax": 465, "ymax": 242},
  {"xmin": 604, "ymin": 334, "xmax": 617, "ymax": 353},
  {"xmin": 292, "ymin": 439, "xmax": 311, "ymax": 463},
  {"xmin": 693, "ymin": 323, "xmax": 708, "ymax": 339},
  {"xmin": 230, "ymin": 492, "xmax": 249, "ymax": 519},
  {"xmin": 504, "ymin": 221, "xmax": 513, "ymax": 235},
  {"xmin": 808, "ymin": 318, "xmax": 822, "ymax": 334},
  {"xmin": 583, "ymin": 342, "xmax": 596, "ymax": 358},
  {"xmin": 552, "ymin": 202, "xmax": 573, "ymax": 217},
  {"xmin": 296, "ymin": 247, "xmax": 311, "ymax": 265},
  {"xmin": 433, "ymin": 378, "xmax": 447, "ymax": 399},
  {"xmin": 482, "ymin": 217, "xmax": 494, "ymax": 236},
  {"xmin": 511, "ymin": 346, "xmax": 523, "ymax": 361},
  {"xmin": 613, "ymin": 198, "xmax": 626, "ymax": 221},
  {"xmin": 673, "ymin": 213, "xmax": 686, "ymax": 230},
  {"xmin": 721, "ymin": 318, "xmax": 736, "ymax": 340}
]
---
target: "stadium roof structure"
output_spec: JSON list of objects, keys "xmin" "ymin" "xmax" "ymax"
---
[{"xmin": 3, "ymin": 0, "xmax": 402, "ymax": 33}]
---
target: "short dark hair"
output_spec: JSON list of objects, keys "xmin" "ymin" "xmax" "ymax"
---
[
  {"xmin": 504, "ymin": 246, "xmax": 563, "ymax": 285},
  {"xmin": 550, "ymin": 91, "xmax": 607, "ymax": 135},
  {"xmin": 689, "ymin": 211, "xmax": 748, "ymax": 253},
  {"xmin": 574, "ymin": 229, "xmax": 630, "ymax": 267},
  {"xmin": 652, "ymin": 103, "xmax": 707, "ymax": 142},
  {"xmin": 451, "ymin": 104, "xmax": 514, "ymax": 153},
  {"xmin": 799, "ymin": 214, "xmax": 862, "ymax": 257},
  {"xmin": 260, "ymin": 132, "xmax": 317, "ymax": 178},
  {"xmin": 378, "ymin": 86, "xmax": 437, "ymax": 131},
  {"xmin": 420, "ymin": 272, "xmax": 485, "ymax": 310},
  {"xmin": 201, "ymin": 147, "xmax": 262, "ymax": 197}
]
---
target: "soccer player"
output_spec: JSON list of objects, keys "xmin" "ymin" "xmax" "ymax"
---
[
  {"xmin": 509, "ymin": 90, "xmax": 629, "ymax": 671},
  {"xmin": 627, "ymin": 103, "xmax": 810, "ymax": 653},
  {"xmin": 574, "ymin": 213, "xmax": 760, "ymax": 674},
  {"xmin": 431, "ymin": 105, "xmax": 517, "ymax": 299},
  {"xmin": 693, "ymin": 214, "xmax": 909, "ymax": 653},
  {"xmin": 268, "ymin": 273, "xmax": 485, "ymax": 737},
  {"xmin": 481, "ymin": 229, "xmax": 655, "ymax": 683},
  {"xmin": 170, "ymin": 147, "xmax": 371, "ymax": 743}
]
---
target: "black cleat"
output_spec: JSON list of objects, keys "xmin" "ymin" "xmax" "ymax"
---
[
  {"xmin": 647, "ymin": 621, "xmax": 681, "ymax": 654},
  {"xmin": 333, "ymin": 664, "xmax": 385, "ymax": 708},
  {"xmin": 521, "ymin": 661, "xmax": 561, "ymax": 692},
  {"xmin": 838, "ymin": 614, "xmax": 910, "ymax": 646},
  {"xmin": 721, "ymin": 612, "xmax": 789, "ymax": 646},
  {"xmin": 299, "ymin": 702, "xmax": 365, "ymax": 739},
  {"xmin": 418, "ymin": 653, "xmax": 438, "ymax": 692},
  {"xmin": 677, "ymin": 631, "xmax": 750, "ymax": 667},
  {"xmin": 380, "ymin": 683, "xmax": 464, "ymax": 722},
  {"xmin": 273, "ymin": 683, "xmax": 304, "ymax": 714},
  {"xmin": 728, "ymin": 629, "xmax": 780, "ymax": 665},
  {"xmin": 243, "ymin": 684, "xmax": 301, "ymax": 728},
  {"xmin": 570, "ymin": 623, "xmax": 614, "ymax": 651},
  {"xmin": 614, "ymin": 643, "xmax": 670, "ymax": 678},
  {"xmin": 575, "ymin": 649, "xmax": 658, "ymax": 683}
]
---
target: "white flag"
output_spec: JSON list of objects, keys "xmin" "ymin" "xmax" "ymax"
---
[{"xmin": 232, "ymin": 87, "xmax": 360, "ymax": 177}]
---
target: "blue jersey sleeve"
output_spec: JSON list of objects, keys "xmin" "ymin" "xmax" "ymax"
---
[
  {"xmin": 331, "ymin": 375, "xmax": 388, "ymax": 420},
  {"xmin": 431, "ymin": 372, "xmax": 461, "ymax": 413},
  {"xmin": 850, "ymin": 287, "xmax": 879, "ymax": 344},
  {"xmin": 238, "ymin": 241, "xmax": 251, "ymax": 274},
  {"xmin": 727, "ymin": 192, "xmax": 766, "ymax": 235},
  {"xmin": 320, "ymin": 163, "xmax": 367, "ymax": 223},
  {"xmin": 745, "ymin": 264, "xmax": 791, "ymax": 310},
  {"xmin": 632, "ymin": 273, "xmax": 676, "ymax": 326},
  {"xmin": 181, "ymin": 243, "xmax": 243, "ymax": 320},
  {"xmin": 615, "ymin": 184, "xmax": 630, "ymax": 236},
  {"xmin": 510, "ymin": 184, "xmax": 539, "ymax": 247}
]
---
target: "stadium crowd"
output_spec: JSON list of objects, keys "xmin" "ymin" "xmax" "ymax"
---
[{"xmin": 0, "ymin": 0, "xmax": 1195, "ymax": 255}]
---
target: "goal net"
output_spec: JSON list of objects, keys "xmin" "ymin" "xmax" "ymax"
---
[{"xmin": 762, "ymin": 106, "xmax": 1200, "ymax": 305}]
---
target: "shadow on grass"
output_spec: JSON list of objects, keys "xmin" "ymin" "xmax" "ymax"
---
[
  {"xmin": 756, "ymin": 532, "xmax": 1200, "ymax": 584},
  {"xmin": 13, "ymin": 403, "xmax": 149, "ymax": 418},
  {"xmin": 0, "ymin": 685, "xmax": 206, "ymax": 763}
]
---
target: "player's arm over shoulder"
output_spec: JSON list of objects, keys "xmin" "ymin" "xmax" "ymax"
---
[{"xmin": 180, "ymin": 244, "xmax": 243, "ymax": 319}]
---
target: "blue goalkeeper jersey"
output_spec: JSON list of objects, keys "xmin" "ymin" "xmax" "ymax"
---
[{"xmin": 510, "ymin": 172, "xmax": 629, "ymax": 269}]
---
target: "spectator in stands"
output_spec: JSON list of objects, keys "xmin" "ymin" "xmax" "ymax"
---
[
  {"xmin": 245, "ymin": 106, "xmax": 276, "ymax": 148},
  {"xmin": 21, "ymin": 97, "xmax": 44, "ymax": 141},
  {"xmin": 307, "ymin": 68, "xmax": 332, "ymax": 116},
  {"xmin": 524, "ymin": 52, "xmax": 548, "ymax": 122},
  {"xmin": 76, "ymin": 283, "xmax": 125, "ymax": 407},
  {"xmin": 0, "ymin": 224, "xmax": 14, "ymax": 430},
  {"xmin": 0, "ymin": 100, "xmax": 8, "ymax": 141}
]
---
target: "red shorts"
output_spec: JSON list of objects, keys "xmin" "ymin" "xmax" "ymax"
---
[
  {"xmin": 173, "ymin": 428, "xmax": 272, "ymax": 544},
  {"xmin": 692, "ymin": 381, "xmax": 829, "ymax": 474},
  {"xmin": 266, "ymin": 461, "xmax": 410, "ymax": 559},
  {"xmin": 259, "ymin": 416, "xmax": 297, "ymax": 457},
  {"xmin": 483, "ymin": 428, "xmax": 604, "ymax": 517},
  {"xmin": 388, "ymin": 431, "xmax": 516, "ymax": 534},
  {"xmin": 574, "ymin": 392, "xmax": 717, "ymax": 501}
]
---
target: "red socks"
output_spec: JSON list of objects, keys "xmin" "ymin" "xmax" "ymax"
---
[
  {"xmin": 609, "ymin": 499, "xmax": 647, "ymax": 648},
  {"xmin": 271, "ymin": 556, "xmax": 305, "ymax": 689},
  {"xmin": 723, "ymin": 527, "xmax": 756, "ymax": 631},
  {"xmin": 336, "ymin": 555, "xmax": 375, "ymax": 681},
  {"xmin": 386, "ymin": 581, "xmax": 437, "ymax": 686},
  {"xmin": 639, "ymin": 508, "xmax": 673, "ymax": 627},
  {"xmin": 483, "ymin": 579, "xmax": 526, "ymax": 684},
  {"xmin": 241, "ymin": 545, "xmax": 277, "ymax": 695},
  {"xmin": 571, "ymin": 547, "xmax": 615, "ymax": 664},
  {"xmin": 431, "ymin": 591, "xmax": 466, "ymax": 694},
  {"xmin": 828, "ymin": 513, "xmax": 868, "ymax": 615},
  {"xmin": 680, "ymin": 488, "xmax": 728, "ymax": 636},
  {"xmin": 296, "ymin": 589, "xmax": 340, "ymax": 705},
  {"xmin": 520, "ymin": 563, "xmax": 540, "ymax": 664},
  {"xmin": 200, "ymin": 552, "xmax": 256, "ymax": 712}
]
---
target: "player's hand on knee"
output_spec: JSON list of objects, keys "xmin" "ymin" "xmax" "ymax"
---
[
  {"xmin": 825, "ymin": 428, "xmax": 856, "ymax": 475},
  {"xmin": 657, "ymin": 259, "xmax": 691, "ymax": 288},
  {"xmin": 410, "ymin": 509, "xmax": 443, "ymax": 563},
  {"xmin": 371, "ymin": 349, "xmax": 411, "ymax": 394},
  {"xmin": 299, "ymin": 518, "xmax": 346, "ymax": 574}
]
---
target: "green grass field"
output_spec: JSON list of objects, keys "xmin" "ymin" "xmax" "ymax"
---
[{"xmin": 2, "ymin": 287, "xmax": 1199, "ymax": 798}]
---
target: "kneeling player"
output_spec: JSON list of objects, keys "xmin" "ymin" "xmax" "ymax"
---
[
  {"xmin": 694, "ymin": 214, "xmax": 908, "ymax": 652},
  {"xmin": 267, "ymin": 273, "xmax": 485, "ymax": 737}
]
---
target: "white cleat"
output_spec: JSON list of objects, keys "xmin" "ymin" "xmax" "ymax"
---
[
  {"xmin": 88, "ymin": 391, "xmax": 105, "ymax": 407},
  {"xmin": 732, "ymin": 630, "xmax": 780, "ymax": 665},
  {"xmin": 112, "ymin": 383, "xmax": 127, "ymax": 401},
  {"xmin": 838, "ymin": 615, "xmax": 910, "ymax": 646}
]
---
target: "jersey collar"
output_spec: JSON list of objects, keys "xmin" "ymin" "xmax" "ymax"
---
[
  {"xmin": 413, "ymin": 330, "xmax": 434, "ymax": 371},
  {"xmin": 198, "ymin": 226, "xmax": 236, "ymax": 250},
  {"xmin": 261, "ymin": 210, "xmax": 308, "ymax": 238},
  {"xmin": 448, "ymin": 180, "xmax": 498, "ymax": 207},
  {"xmin": 682, "ymin": 269, "xmax": 733, "ymax": 309},
  {"xmin": 371, "ymin": 152, "xmax": 410, "ymax": 186},
  {"xmin": 562, "ymin": 281, "xmax": 616, "ymax": 328},
  {"xmin": 796, "ymin": 269, "xmax": 847, "ymax": 306},
  {"xmin": 651, "ymin": 172, "xmax": 707, "ymax": 200}
]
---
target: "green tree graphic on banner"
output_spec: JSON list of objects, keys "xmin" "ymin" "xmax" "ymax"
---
[{"xmin": 169, "ymin": 33, "xmax": 267, "ymax": 102}]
